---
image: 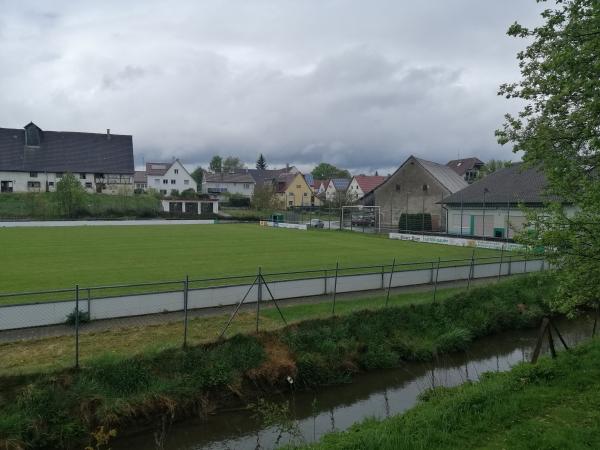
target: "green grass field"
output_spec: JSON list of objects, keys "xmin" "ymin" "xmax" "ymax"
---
[{"xmin": 0, "ymin": 224, "xmax": 501, "ymax": 293}]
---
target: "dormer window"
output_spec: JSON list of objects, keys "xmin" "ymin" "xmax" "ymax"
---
[{"xmin": 24, "ymin": 122, "xmax": 43, "ymax": 146}]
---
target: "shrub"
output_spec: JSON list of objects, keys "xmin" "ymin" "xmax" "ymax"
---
[{"xmin": 65, "ymin": 308, "xmax": 90, "ymax": 325}]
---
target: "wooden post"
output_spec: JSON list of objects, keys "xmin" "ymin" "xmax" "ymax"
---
[{"xmin": 531, "ymin": 318, "xmax": 550, "ymax": 364}]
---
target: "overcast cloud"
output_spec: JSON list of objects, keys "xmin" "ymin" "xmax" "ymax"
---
[{"xmin": 0, "ymin": 1, "xmax": 544, "ymax": 174}]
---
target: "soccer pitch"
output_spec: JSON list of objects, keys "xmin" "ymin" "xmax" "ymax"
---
[{"xmin": 0, "ymin": 223, "xmax": 500, "ymax": 292}]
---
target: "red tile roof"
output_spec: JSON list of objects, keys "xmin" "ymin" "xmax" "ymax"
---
[{"xmin": 354, "ymin": 175, "xmax": 386, "ymax": 194}]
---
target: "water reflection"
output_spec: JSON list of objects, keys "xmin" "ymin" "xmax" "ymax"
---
[{"xmin": 113, "ymin": 316, "xmax": 594, "ymax": 450}]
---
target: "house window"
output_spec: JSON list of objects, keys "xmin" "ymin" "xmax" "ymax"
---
[
  {"xmin": 303, "ymin": 192, "xmax": 308, "ymax": 196},
  {"xmin": 296, "ymin": 185, "xmax": 301, "ymax": 189},
  {"xmin": 171, "ymin": 179, "xmax": 176, "ymax": 184},
  {"xmin": 48, "ymin": 182, "xmax": 54, "ymax": 187},
  {"xmin": 80, "ymin": 173, "xmax": 86, "ymax": 179},
  {"xmin": 56, "ymin": 173, "xmax": 63, "ymax": 178},
  {"xmin": 155, "ymin": 179, "xmax": 160, "ymax": 184},
  {"xmin": 30, "ymin": 172, "xmax": 38, "ymax": 178},
  {"xmin": 184, "ymin": 180, "xmax": 189, "ymax": 185},
  {"xmin": 163, "ymin": 179, "xmax": 169, "ymax": 184},
  {"xmin": 288, "ymin": 192, "xmax": 294, "ymax": 196},
  {"xmin": 160, "ymin": 189, "xmax": 167, "ymax": 195},
  {"xmin": 85, "ymin": 182, "xmax": 93, "ymax": 188},
  {"xmin": 395, "ymin": 184, "xmax": 401, "ymax": 192},
  {"xmin": 243, "ymin": 183, "xmax": 250, "ymax": 189},
  {"xmin": 422, "ymin": 184, "xmax": 429, "ymax": 192},
  {"xmin": 27, "ymin": 181, "xmax": 41, "ymax": 188},
  {"xmin": 174, "ymin": 169, "xmax": 179, "ymax": 174},
  {"xmin": 288, "ymin": 201, "xmax": 293, "ymax": 206}
]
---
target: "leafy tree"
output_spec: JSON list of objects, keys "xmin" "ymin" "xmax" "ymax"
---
[
  {"xmin": 496, "ymin": 0, "xmax": 600, "ymax": 315},
  {"xmin": 311, "ymin": 163, "xmax": 351, "ymax": 180},
  {"xmin": 191, "ymin": 166, "xmax": 204, "ymax": 191},
  {"xmin": 256, "ymin": 153, "xmax": 267, "ymax": 170},
  {"xmin": 251, "ymin": 184, "xmax": 277, "ymax": 210},
  {"xmin": 56, "ymin": 173, "xmax": 85, "ymax": 218},
  {"xmin": 222, "ymin": 156, "xmax": 245, "ymax": 172},
  {"xmin": 209, "ymin": 156, "xmax": 222, "ymax": 173},
  {"xmin": 477, "ymin": 159, "xmax": 513, "ymax": 179}
]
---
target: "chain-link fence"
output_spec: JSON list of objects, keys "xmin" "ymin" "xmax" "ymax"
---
[{"xmin": 0, "ymin": 251, "xmax": 546, "ymax": 373}]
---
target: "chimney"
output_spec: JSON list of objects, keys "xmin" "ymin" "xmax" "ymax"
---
[
  {"xmin": 286, "ymin": 163, "xmax": 290, "ymax": 173},
  {"xmin": 106, "ymin": 129, "xmax": 111, "ymax": 140}
]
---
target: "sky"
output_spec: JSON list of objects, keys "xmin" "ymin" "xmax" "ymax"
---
[{"xmin": 0, "ymin": 1, "xmax": 545, "ymax": 174}]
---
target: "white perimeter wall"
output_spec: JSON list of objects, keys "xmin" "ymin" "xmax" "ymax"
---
[{"xmin": 0, "ymin": 259, "xmax": 546, "ymax": 330}]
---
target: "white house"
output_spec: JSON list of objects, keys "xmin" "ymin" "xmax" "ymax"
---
[
  {"xmin": 325, "ymin": 178, "xmax": 351, "ymax": 202},
  {"xmin": 0, "ymin": 122, "xmax": 134, "ymax": 194},
  {"xmin": 145, "ymin": 160, "xmax": 196, "ymax": 195},
  {"xmin": 441, "ymin": 163, "xmax": 574, "ymax": 239},
  {"xmin": 347, "ymin": 175, "xmax": 386, "ymax": 201},
  {"xmin": 202, "ymin": 172, "xmax": 255, "ymax": 198}
]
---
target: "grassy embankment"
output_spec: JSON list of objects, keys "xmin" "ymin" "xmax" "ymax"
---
[
  {"xmin": 0, "ymin": 274, "xmax": 554, "ymax": 449},
  {"xmin": 0, "ymin": 285, "xmax": 467, "ymax": 376},
  {"xmin": 0, "ymin": 224, "xmax": 502, "ymax": 295},
  {"xmin": 0, "ymin": 192, "xmax": 161, "ymax": 220},
  {"xmin": 292, "ymin": 338, "xmax": 600, "ymax": 450}
]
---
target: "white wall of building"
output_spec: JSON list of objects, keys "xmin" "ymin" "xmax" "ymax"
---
[
  {"xmin": 0, "ymin": 171, "xmax": 133, "ymax": 194},
  {"xmin": 347, "ymin": 178, "xmax": 364, "ymax": 201},
  {"xmin": 148, "ymin": 160, "xmax": 196, "ymax": 195},
  {"xmin": 446, "ymin": 205, "xmax": 577, "ymax": 238},
  {"xmin": 202, "ymin": 180, "xmax": 255, "ymax": 197}
]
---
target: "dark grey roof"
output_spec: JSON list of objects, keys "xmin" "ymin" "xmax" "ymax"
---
[
  {"xmin": 134, "ymin": 171, "xmax": 147, "ymax": 183},
  {"xmin": 441, "ymin": 163, "xmax": 560, "ymax": 205},
  {"xmin": 0, "ymin": 123, "xmax": 134, "ymax": 174},
  {"xmin": 204, "ymin": 172, "xmax": 255, "ymax": 183},
  {"xmin": 415, "ymin": 157, "xmax": 468, "ymax": 193},
  {"xmin": 446, "ymin": 157, "xmax": 484, "ymax": 176},
  {"xmin": 233, "ymin": 168, "xmax": 290, "ymax": 186},
  {"xmin": 146, "ymin": 162, "xmax": 173, "ymax": 176}
]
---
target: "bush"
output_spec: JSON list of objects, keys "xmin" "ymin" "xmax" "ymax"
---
[
  {"xmin": 399, "ymin": 213, "xmax": 432, "ymax": 231},
  {"xmin": 65, "ymin": 308, "xmax": 90, "ymax": 325}
]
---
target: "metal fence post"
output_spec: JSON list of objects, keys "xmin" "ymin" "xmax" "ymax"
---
[
  {"xmin": 331, "ymin": 261, "xmax": 339, "ymax": 315},
  {"xmin": 183, "ymin": 275, "xmax": 189, "ymax": 348},
  {"xmin": 467, "ymin": 249, "xmax": 475, "ymax": 289},
  {"xmin": 75, "ymin": 284, "xmax": 80, "ymax": 369},
  {"xmin": 257, "ymin": 267, "xmax": 262, "ymax": 333},
  {"xmin": 433, "ymin": 257, "xmax": 441, "ymax": 302},
  {"xmin": 508, "ymin": 254, "xmax": 512, "ymax": 276},
  {"xmin": 430, "ymin": 261, "xmax": 434, "ymax": 284},
  {"xmin": 87, "ymin": 287, "xmax": 91, "ymax": 317},
  {"xmin": 385, "ymin": 257, "xmax": 396, "ymax": 307},
  {"xmin": 498, "ymin": 247, "xmax": 504, "ymax": 280},
  {"xmin": 324, "ymin": 269, "xmax": 328, "ymax": 295}
]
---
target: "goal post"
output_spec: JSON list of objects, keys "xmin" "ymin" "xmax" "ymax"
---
[{"xmin": 341, "ymin": 205, "xmax": 382, "ymax": 232}]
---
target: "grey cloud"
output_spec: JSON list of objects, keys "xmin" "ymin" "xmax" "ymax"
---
[{"xmin": 0, "ymin": 0, "xmax": 546, "ymax": 173}]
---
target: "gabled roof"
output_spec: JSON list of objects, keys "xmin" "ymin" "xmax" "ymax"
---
[
  {"xmin": 446, "ymin": 157, "xmax": 484, "ymax": 177},
  {"xmin": 304, "ymin": 173, "xmax": 314, "ymax": 187},
  {"xmin": 329, "ymin": 178, "xmax": 351, "ymax": 191},
  {"xmin": 0, "ymin": 123, "xmax": 134, "ymax": 174},
  {"xmin": 134, "ymin": 171, "xmax": 147, "ymax": 184},
  {"xmin": 145, "ymin": 162, "xmax": 173, "ymax": 176},
  {"xmin": 441, "ymin": 163, "xmax": 559, "ymax": 205},
  {"xmin": 233, "ymin": 168, "xmax": 291, "ymax": 186},
  {"xmin": 353, "ymin": 175, "xmax": 386, "ymax": 193},
  {"xmin": 204, "ymin": 172, "xmax": 255, "ymax": 184},
  {"xmin": 414, "ymin": 157, "xmax": 468, "ymax": 193}
]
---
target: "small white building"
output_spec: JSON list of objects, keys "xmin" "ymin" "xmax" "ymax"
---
[
  {"xmin": 202, "ymin": 172, "xmax": 255, "ymax": 198},
  {"xmin": 160, "ymin": 198, "xmax": 219, "ymax": 215},
  {"xmin": 0, "ymin": 122, "xmax": 134, "ymax": 194},
  {"xmin": 442, "ymin": 163, "xmax": 573, "ymax": 239},
  {"xmin": 145, "ymin": 160, "xmax": 196, "ymax": 195}
]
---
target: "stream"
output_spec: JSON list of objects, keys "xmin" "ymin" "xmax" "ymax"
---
[{"xmin": 113, "ymin": 316, "xmax": 595, "ymax": 450}]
